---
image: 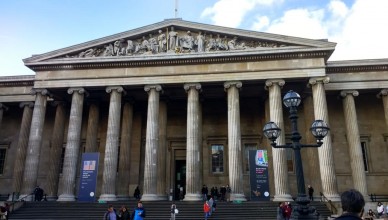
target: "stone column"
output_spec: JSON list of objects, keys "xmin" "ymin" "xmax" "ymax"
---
[
  {"xmin": 142, "ymin": 84, "xmax": 162, "ymax": 201},
  {"xmin": 340, "ymin": 90, "xmax": 368, "ymax": 198},
  {"xmin": 224, "ymin": 81, "xmax": 246, "ymax": 201},
  {"xmin": 183, "ymin": 83, "xmax": 202, "ymax": 201},
  {"xmin": 0, "ymin": 103, "xmax": 9, "ymax": 129},
  {"xmin": 99, "ymin": 86, "xmax": 125, "ymax": 201},
  {"xmin": 309, "ymin": 77, "xmax": 340, "ymax": 201},
  {"xmin": 117, "ymin": 101, "xmax": 133, "ymax": 200},
  {"xmin": 85, "ymin": 102, "xmax": 100, "ymax": 152},
  {"xmin": 11, "ymin": 102, "xmax": 33, "ymax": 200},
  {"xmin": 46, "ymin": 101, "xmax": 67, "ymax": 201},
  {"xmin": 58, "ymin": 88, "xmax": 87, "ymax": 201},
  {"xmin": 265, "ymin": 80, "xmax": 292, "ymax": 201},
  {"xmin": 378, "ymin": 89, "xmax": 388, "ymax": 135},
  {"xmin": 157, "ymin": 100, "xmax": 168, "ymax": 200},
  {"xmin": 19, "ymin": 89, "xmax": 50, "ymax": 200}
]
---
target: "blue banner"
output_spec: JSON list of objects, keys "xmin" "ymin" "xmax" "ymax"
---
[
  {"xmin": 78, "ymin": 152, "xmax": 99, "ymax": 202},
  {"xmin": 249, "ymin": 150, "xmax": 270, "ymax": 201}
]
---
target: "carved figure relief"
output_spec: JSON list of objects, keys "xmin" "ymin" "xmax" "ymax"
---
[{"xmin": 63, "ymin": 26, "xmax": 289, "ymax": 59}]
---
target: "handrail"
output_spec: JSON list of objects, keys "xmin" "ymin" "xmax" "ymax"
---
[
  {"xmin": 320, "ymin": 192, "xmax": 338, "ymax": 215},
  {"xmin": 6, "ymin": 192, "xmax": 34, "ymax": 213},
  {"xmin": 369, "ymin": 193, "xmax": 388, "ymax": 202}
]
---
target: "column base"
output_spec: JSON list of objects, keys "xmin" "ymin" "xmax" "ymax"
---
[
  {"xmin": 157, "ymin": 195, "xmax": 168, "ymax": 200},
  {"xmin": 183, "ymin": 193, "xmax": 202, "ymax": 201},
  {"xmin": 57, "ymin": 193, "xmax": 76, "ymax": 202},
  {"xmin": 141, "ymin": 194, "xmax": 161, "ymax": 201},
  {"xmin": 230, "ymin": 193, "xmax": 247, "ymax": 202},
  {"xmin": 99, "ymin": 194, "xmax": 117, "ymax": 202},
  {"xmin": 46, "ymin": 195, "xmax": 58, "ymax": 201},
  {"xmin": 116, "ymin": 195, "xmax": 130, "ymax": 201},
  {"xmin": 18, "ymin": 194, "xmax": 33, "ymax": 201},
  {"xmin": 324, "ymin": 193, "xmax": 341, "ymax": 202},
  {"xmin": 273, "ymin": 194, "xmax": 293, "ymax": 202}
]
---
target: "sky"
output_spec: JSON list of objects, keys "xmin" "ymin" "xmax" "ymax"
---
[{"xmin": 0, "ymin": 0, "xmax": 387, "ymax": 76}]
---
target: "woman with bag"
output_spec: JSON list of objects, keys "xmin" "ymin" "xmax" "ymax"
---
[{"xmin": 170, "ymin": 202, "xmax": 178, "ymax": 220}]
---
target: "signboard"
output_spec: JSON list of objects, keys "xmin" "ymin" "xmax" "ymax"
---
[
  {"xmin": 249, "ymin": 150, "xmax": 270, "ymax": 201},
  {"xmin": 78, "ymin": 152, "xmax": 99, "ymax": 202}
]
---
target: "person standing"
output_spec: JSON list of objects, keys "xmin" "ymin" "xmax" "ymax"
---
[
  {"xmin": 170, "ymin": 202, "xmax": 177, "ymax": 220},
  {"xmin": 201, "ymin": 185, "xmax": 208, "ymax": 201},
  {"xmin": 203, "ymin": 200, "xmax": 211, "ymax": 220},
  {"xmin": 208, "ymin": 197, "xmax": 214, "ymax": 216},
  {"xmin": 104, "ymin": 204, "xmax": 118, "ymax": 220},
  {"xmin": 377, "ymin": 202, "xmax": 385, "ymax": 218},
  {"xmin": 131, "ymin": 201, "xmax": 146, "ymax": 220},
  {"xmin": 118, "ymin": 205, "xmax": 130, "ymax": 220},
  {"xmin": 133, "ymin": 186, "xmax": 141, "ymax": 200},
  {"xmin": 226, "ymin": 184, "xmax": 231, "ymax": 202},
  {"xmin": 277, "ymin": 202, "xmax": 285, "ymax": 220},
  {"xmin": 335, "ymin": 189, "xmax": 365, "ymax": 220},
  {"xmin": 308, "ymin": 185, "xmax": 314, "ymax": 201}
]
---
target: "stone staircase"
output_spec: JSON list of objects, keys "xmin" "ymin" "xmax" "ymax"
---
[{"xmin": 8, "ymin": 200, "xmax": 333, "ymax": 220}]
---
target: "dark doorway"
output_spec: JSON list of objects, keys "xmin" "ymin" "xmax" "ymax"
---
[{"xmin": 174, "ymin": 160, "xmax": 186, "ymax": 200}]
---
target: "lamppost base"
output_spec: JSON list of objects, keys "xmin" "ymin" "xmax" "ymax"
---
[{"xmin": 290, "ymin": 195, "xmax": 320, "ymax": 220}]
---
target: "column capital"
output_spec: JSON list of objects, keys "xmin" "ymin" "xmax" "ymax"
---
[
  {"xmin": 67, "ymin": 87, "xmax": 89, "ymax": 97},
  {"xmin": 340, "ymin": 90, "xmax": 359, "ymax": 98},
  {"xmin": 31, "ymin": 88, "xmax": 52, "ymax": 97},
  {"xmin": 19, "ymin": 102, "xmax": 34, "ymax": 108},
  {"xmin": 308, "ymin": 76, "xmax": 330, "ymax": 87},
  {"xmin": 106, "ymin": 86, "xmax": 127, "ymax": 95},
  {"xmin": 144, "ymin": 84, "xmax": 162, "ymax": 93},
  {"xmin": 224, "ymin": 81, "xmax": 242, "ymax": 90},
  {"xmin": 377, "ymin": 89, "xmax": 388, "ymax": 98},
  {"xmin": 0, "ymin": 103, "xmax": 9, "ymax": 111},
  {"xmin": 184, "ymin": 83, "xmax": 201, "ymax": 92},
  {"xmin": 265, "ymin": 79, "xmax": 285, "ymax": 90}
]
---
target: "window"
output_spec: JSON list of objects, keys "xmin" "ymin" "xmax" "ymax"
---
[
  {"xmin": 211, "ymin": 145, "xmax": 224, "ymax": 173},
  {"xmin": 0, "ymin": 148, "xmax": 6, "ymax": 175},
  {"xmin": 361, "ymin": 141, "xmax": 369, "ymax": 172},
  {"xmin": 243, "ymin": 144, "xmax": 257, "ymax": 173}
]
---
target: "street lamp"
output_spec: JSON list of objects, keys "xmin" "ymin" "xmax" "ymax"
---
[{"xmin": 263, "ymin": 90, "xmax": 329, "ymax": 220}]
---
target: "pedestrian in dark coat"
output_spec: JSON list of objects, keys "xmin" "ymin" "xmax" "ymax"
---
[{"xmin": 335, "ymin": 189, "xmax": 365, "ymax": 220}]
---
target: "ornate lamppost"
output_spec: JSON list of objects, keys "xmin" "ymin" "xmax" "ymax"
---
[{"xmin": 263, "ymin": 90, "xmax": 329, "ymax": 220}]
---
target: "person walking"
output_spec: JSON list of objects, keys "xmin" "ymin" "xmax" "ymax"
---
[
  {"xmin": 208, "ymin": 197, "xmax": 214, "ymax": 216},
  {"xmin": 226, "ymin": 184, "xmax": 231, "ymax": 202},
  {"xmin": 170, "ymin": 202, "xmax": 177, "ymax": 220},
  {"xmin": 377, "ymin": 202, "xmax": 384, "ymax": 218},
  {"xmin": 104, "ymin": 204, "xmax": 119, "ymax": 220},
  {"xmin": 131, "ymin": 201, "xmax": 146, "ymax": 220},
  {"xmin": 203, "ymin": 200, "xmax": 211, "ymax": 220},
  {"xmin": 118, "ymin": 205, "xmax": 130, "ymax": 220}
]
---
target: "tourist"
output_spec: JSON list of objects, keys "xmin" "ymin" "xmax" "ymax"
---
[
  {"xmin": 118, "ymin": 205, "xmax": 130, "ymax": 220},
  {"xmin": 335, "ymin": 189, "xmax": 365, "ymax": 219},
  {"xmin": 131, "ymin": 201, "xmax": 146, "ymax": 220},
  {"xmin": 308, "ymin": 185, "xmax": 314, "ymax": 201},
  {"xmin": 203, "ymin": 200, "xmax": 211, "ymax": 220},
  {"xmin": 170, "ymin": 202, "xmax": 177, "ymax": 220},
  {"xmin": 377, "ymin": 202, "xmax": 384, "ymax": 218},
  {"xmin": 103, "ymin": 204, "xmax": 118, "ymax": 220}
]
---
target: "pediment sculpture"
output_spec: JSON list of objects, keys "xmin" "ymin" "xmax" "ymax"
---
[{"xmin": 64, "ymin": 26, "xmax": 291, "ymax": 59}]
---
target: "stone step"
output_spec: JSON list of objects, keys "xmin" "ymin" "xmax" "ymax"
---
[{"xmin": 9, "ymin": 201, "xmax": 332, "ymax": 220}]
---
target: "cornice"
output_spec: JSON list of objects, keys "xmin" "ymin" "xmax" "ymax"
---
[
  {"xmin": 326, "ymin": 59, "xmax": 388, "ymax": 73},
  {"xmin": 0, "ymin": 75, "xmax": 35, "ymax": 87}
]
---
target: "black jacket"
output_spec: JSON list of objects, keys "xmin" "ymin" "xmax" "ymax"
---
[{"xmin": 335, "ymin": 213, "xmax": 362, "ymax": 220}]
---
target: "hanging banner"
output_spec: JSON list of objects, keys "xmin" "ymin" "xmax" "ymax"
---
[
  {"xmin": 249, "ymin": 150, "xmax": 270, "ymax": 201},
  {"xmin": 78, "ymin": 152, "xmax": 99, "ymax": 202}
]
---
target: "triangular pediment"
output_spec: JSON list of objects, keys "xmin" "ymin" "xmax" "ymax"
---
[{"xmin": 24, "ymin": 19, "xmax": 336, "ymax": 66}]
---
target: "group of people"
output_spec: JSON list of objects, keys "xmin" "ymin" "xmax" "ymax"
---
[
  {"xmin": 365, "ymin": 201, "xmax": 388, "ymax": 220},
  {"xmin": 276, "ymin": 202, "xmax": 292, "ymax": 220},
  {"xmin": 104, "ymin": 201, "xmax": 145, "ymax": 220},
  {"xmin": 201, "ymin": 184, "xmax": 231, "ymax": 202}
]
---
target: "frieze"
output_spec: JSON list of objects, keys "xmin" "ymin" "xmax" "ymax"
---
[{"xmin": 61, "ymin": 26, "xmax": 290, "ymax": 59}]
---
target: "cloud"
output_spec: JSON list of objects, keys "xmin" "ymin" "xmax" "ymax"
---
[
  {"xmin": 263, "ymin": 8, "xmax": 328, "ymax": 39},
  {"xmin": 201, "ymin": 0, "xmax": 282, "ymax": 28},
  {"xmin": 249, "ymin": 0, "xmax": 388, "ymax": 60}
]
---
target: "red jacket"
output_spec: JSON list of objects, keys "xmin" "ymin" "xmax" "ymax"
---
[{"xmin": 204, "ymin": 203, "xmax": 211, "ymax": 213}]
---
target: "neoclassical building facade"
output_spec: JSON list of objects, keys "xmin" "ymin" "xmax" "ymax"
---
[{"xmin": 0, "ymin": 19, "xmax": 387, "ymax": 202}]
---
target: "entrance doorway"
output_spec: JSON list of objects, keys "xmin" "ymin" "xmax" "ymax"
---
[{"xmin": 174, "ymin": 160, "xmax": 186, "ymax": 200}]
